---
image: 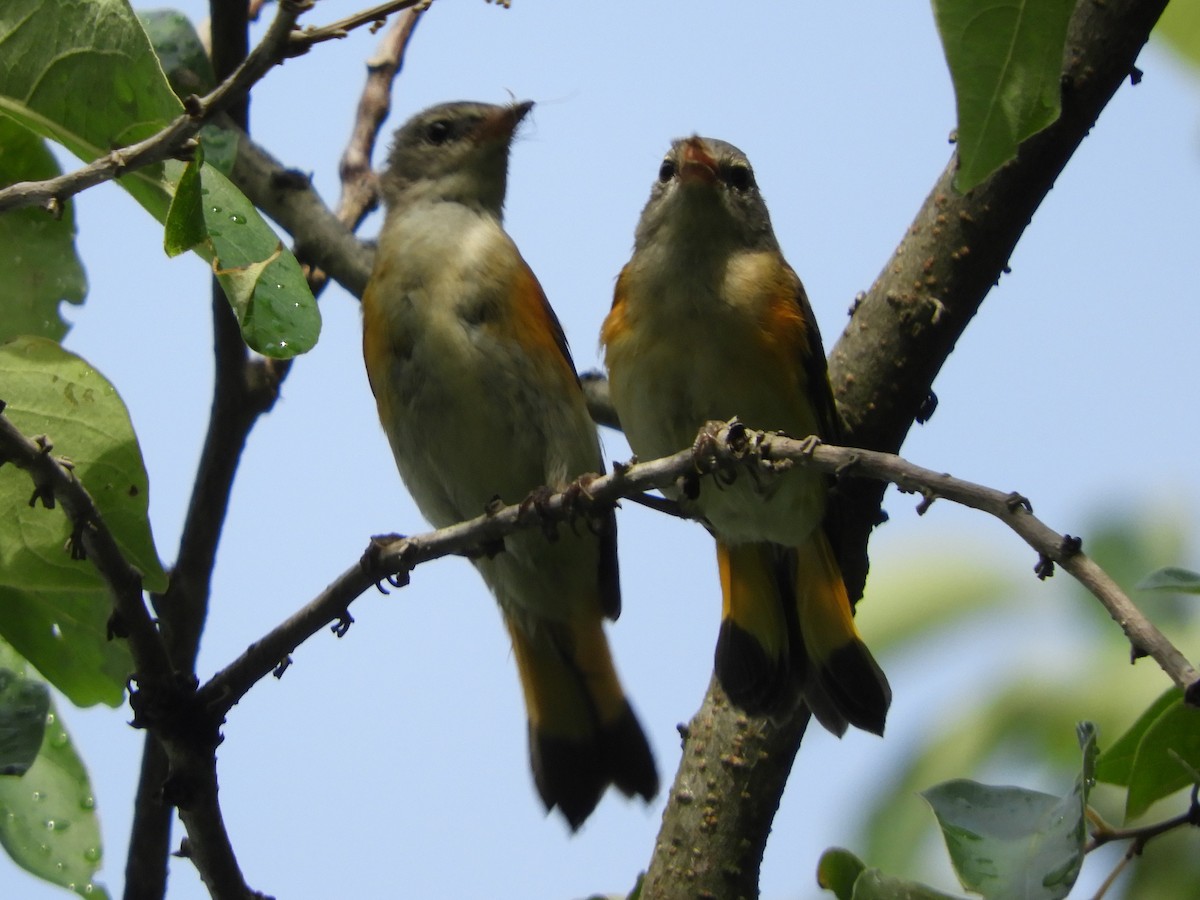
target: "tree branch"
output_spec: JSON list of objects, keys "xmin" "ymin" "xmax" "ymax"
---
[
  {"xmin": 190, "ymin": 421, "xmax": 1196, "ymax": 733},
  {"xmin": 231, "ymin": 135, "xmax": 375, "ymax": 297},
  {"xmin": 635, "ymin": 1, "xmax": 1173, "ymax": 896},
  {"xmin": 0, "ymin": 407, "xmax": 171, "ymax": 683},
  {"xmin": 0, "ymin": 0, "xmax": 430, "ymax": 215},
  {"xmin": 828, "ymin": 0, "xmax": 1171, "ymax": 601},
  {"xmin": 287, "ymin": 0, "xmax": 430, "ymax": 52},
  {"xmin": 336, "ymin": 6, "xmax": 425, "ymax": 232}
]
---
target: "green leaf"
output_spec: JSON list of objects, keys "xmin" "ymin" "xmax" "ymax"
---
[
  {"xmin": 0, "ymin": 336, "xmax": 167, "ymax": 707},
  {"xmin": 138, "ymin": 8, "xmax": 237, "ymax": 175},
  {"xmin": 197, "ymin": 161, "xmax": 321, "ymax": 358},
  {"xmin": 922, "ymin": 724, "xmax": 1093, "ymax": 900},
  {"xmin": 1137, "ymin": 566, "xmax": 1200, "ymax": 595},
  {"xmin": 0, "ymin": 116, "xmax": 88, "ymax": 342},
  {"xmin": 0, "ymin": 0, "xmax": 314, "ymax": 357},
  {"xmin": 1095, "ymin": 687, "xmax": 1183, "ymax": 786},
  {"xmin": 932, "ymin": 0, "xmax": 1076, "ymax": 191},
  {"xmin": 1122, "ymin": 696, "xmax": 1200, "ymax": 820},
  {"xmin": 0, "ymin": 0, "xmax": 184, "ymax": 218},
  {"xmin": 0, "ymin": 639, "xmax": 107, "ymax": 899},
  {"xmin": 0, "ymin": 667, "xmax": 50, "ymax": 776},
  {"xmin": 164, "ymin": 144, "xmax": 206, "ymax": 257}
]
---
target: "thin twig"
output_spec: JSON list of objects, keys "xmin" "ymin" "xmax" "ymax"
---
[
  {"xmin": 231, "ymin": 135, "xmax": 375, "ymax": 297},
  {"xmin": 579, "ymin": 370, "xmax": 621, "ymax": 431},
  {"xmin": 0, "ymin": 409, "xmax": 171, "ymax": 683},
  {"xmin": 0, "ymin": 0, "xmax": 305, "ymax": 214},
  {"xmin": 1087, "ymin": 786, "xmax": 1200, "ymax": 899},
  {"xmin": 196, "ymin": 421, "xmax": 1198, "ymax": 718},
  {"xmin": 0, "ymin": 0, "xmax": 431, "ymax": 215},
  {"xmin": 288, "ymin": 0, "xmax": 430, "ymax": 51},
  {"xmin": 336, "ymin": 6, "xmax": 425, "ymax": 229}
]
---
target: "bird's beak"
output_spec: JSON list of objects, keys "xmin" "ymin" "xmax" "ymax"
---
[
  {"xmin": 478, "ymin": 100, "xmax": 535, "ymax": 141},
  {"xmin": 679, "ymin": 137, "xmax": 717, "ymax": 184}
]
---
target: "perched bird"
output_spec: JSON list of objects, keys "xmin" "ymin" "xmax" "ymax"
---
[
  {"xmin": 362, "ymin": 100, "xmax": 658, "ymax": 828},
  {"xmin": 601, "ymin": 135, "xmax": 891, "ymax": 736}
]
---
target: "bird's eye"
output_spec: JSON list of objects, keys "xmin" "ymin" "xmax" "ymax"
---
[
  {"xmin": 725, "ymin": 163, "xmax": 754, "ymax": 191},
  {"xmin": 658, "ymin": 159, "xmax": 676, "ymax": 183},
  {"xmin": 425, "ymin": 120, "xmax": 453, "ymax": 145}
]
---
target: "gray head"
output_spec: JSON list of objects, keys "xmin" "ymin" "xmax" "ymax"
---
[
  {"xmin": 380, "ymin": 100, "xmax": 534, "ymax": 214},
  {"xmin": 633, "ymin": 136, "xmax": 780, "ymax": 254}
]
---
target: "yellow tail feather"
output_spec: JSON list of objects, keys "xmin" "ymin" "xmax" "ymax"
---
[
  {"xmin": 505, "ymin": 613, "xmax": 658, "ymax": 829},
  {"xmin": 714, "ymin": 533, "xmax": 891, "ymax": 735}
]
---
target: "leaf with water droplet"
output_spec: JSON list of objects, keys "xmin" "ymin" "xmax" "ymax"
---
[
  {"xmin": 0, "ymin": 340, "xmax": 162, "ymax": 706},
  {"xmin": 0, "ymin": 640, "xmax": 107, "ymax": 898},
  {"xmin": 187, "ymin": 162, "xmax": 319, "ymax": 358}
]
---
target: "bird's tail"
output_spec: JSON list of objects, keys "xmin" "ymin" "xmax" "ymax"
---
[
  {"xmin": 505, "ymin": 613, "xmax": 659, "ymax": 830},
  {"xmin": 714, "ymin": 530, "xmax": 891, "ymax": 735}
]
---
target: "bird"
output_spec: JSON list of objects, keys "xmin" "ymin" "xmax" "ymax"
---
[
  {"xmin": 601, "ymin": 135, "xmax": 891, "ymax": 736},
  {"xmin": 361, "ymin": 100, "xmax": 658, "ymax": 828}
]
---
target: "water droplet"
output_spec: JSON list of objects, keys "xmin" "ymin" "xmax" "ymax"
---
[
  {"xmin": 46, "ymin": 818, "xmax": 71, "ymax": 832},
  {"xmin": 31, "ymin": 790, "xmax": 45, "ymax": 802},
  {"xmin": 45, "ymin": 713, "xmax": 55, "ymax": 726},
  {"xmin": 79, "ymin": 796, "xmax": 95, "ymax": 811},
  {"xmin": 209, "ymin": 205, "xmax": 222, "ymax": 215},
  {"xmin": 229, "ymin": 213, "xmax": 247, "ymax": 224},
  {"xmin": 51, "ymin": 731, "xmax": 69, "ymax": 748},
  {"xmin": 50, "ymin": 623, "xmax": 62, "ymax": 639},
  {"xmin": 83, "ymin": 846, "xmax": 101, "ymax": 863}
]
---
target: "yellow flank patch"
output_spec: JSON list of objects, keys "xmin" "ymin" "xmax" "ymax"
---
[{"xmin": 717, "ymin": 542, "xmax": 789, "ymax": 664}]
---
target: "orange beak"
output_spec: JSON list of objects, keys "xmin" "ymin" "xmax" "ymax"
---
[{"xmin": 679, "ymin": 137, "xmax": 717, "ymax": 184}]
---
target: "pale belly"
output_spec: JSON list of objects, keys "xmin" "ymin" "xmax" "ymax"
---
[{"xmin": 365, "ymin": 207, "xmax": 605, "ymax": 622}]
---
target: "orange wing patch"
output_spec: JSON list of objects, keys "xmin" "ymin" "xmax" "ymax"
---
[{"xmin": 495, "ymin": 258, "xmax": 581, "ymax": 388}]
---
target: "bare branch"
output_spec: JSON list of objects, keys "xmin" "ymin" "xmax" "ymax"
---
[
  {"xmin": 579, "ymin": 370, "xmax": 620, "ymax": 431},
  {"xmin": 231, "ymin": 135, "xmax": 375, "ymax": 297},
  {"xmin": 336, "ymin": 6, "xmax": 426, "ymax": 230},
  {"xmin": 0, "ymin": 0, "xmax": 306, "ymax": 214},
  {"xmin": 0, "ymin": 406, "xmax": 171, "ymax": 683},
  {"xmin": 827, "ymin": 0, "xmax": 1173, "ymax": 603},
  {"xmin": 196, "ymin": 421, "xmax": 1197, "ymax": 726},
  {"xmin": 0, "ymin": 0, "xmax": 431, "ymax": 216},
  {"xmin": 0, "ymin": 403, "xmax": 258, "ymax": 896},
  {"xmin": 287, "ymin": 0, "xmax": 431, "ymax": 52}
]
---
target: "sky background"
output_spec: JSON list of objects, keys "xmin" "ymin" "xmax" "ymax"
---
[{"xmin": 8, "ymin": 1, "xmax": 1200, "ymax": 898}]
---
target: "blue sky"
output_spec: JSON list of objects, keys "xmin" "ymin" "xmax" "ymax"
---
[{"xmin": 9, "ymin": 2, "xmax": 1200, "ymax": 898}]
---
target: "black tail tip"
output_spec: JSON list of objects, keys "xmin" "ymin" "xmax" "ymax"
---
[
  {"xmin": 530, "ymin": 706, "xmax": 658, "ymax": 831},
  {"xmin": 714, "ymin": 618, "xmax": 795, "ymax": 714},
  {"xmin": 815, "ymin": 641, "xmax": 892, "ymax": 737}
]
